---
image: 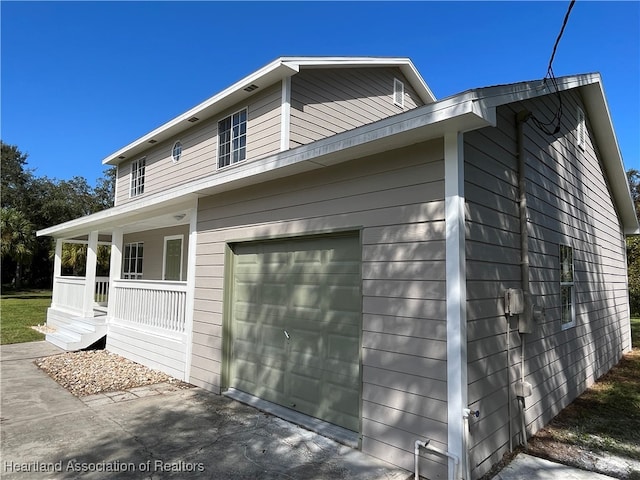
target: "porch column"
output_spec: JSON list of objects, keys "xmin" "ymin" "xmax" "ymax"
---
[
  {"xmin": 51, "ymin": 238, "xmax": 64, "ymax": 309},
  {"xmin": 183, "ymin": 204, "xmax": 198, "ymax": 382},
  {"xmin": 82, "ymin": 231, "xmax": 99, "ymax": 317},
  {"xmin": 107, "ymin": 228, "xmax": 123, "ymax": 320}
]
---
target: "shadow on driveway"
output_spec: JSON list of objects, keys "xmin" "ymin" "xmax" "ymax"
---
[{"xmin": 1, "ymin": 342, "xmax": 409, "ymax": 480}]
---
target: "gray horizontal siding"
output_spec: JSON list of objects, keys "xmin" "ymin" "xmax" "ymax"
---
[
  {"xmin": 191, "ymin": 139, "xmax": 446, "ymax": 471},
  {"xmin": 115, "ymin": 84, "xmax": 281, "ymax": 206},
  {"xmin": 464, "ymin": 91, "xmax": 630, "ymax": 479},
  {"xmin": 122, "ymin": 225, "xmax": 189, "ymax": 280},
  {"xmin": 289, "ymin": 67, "xmax": 424, "ymax": 148}
]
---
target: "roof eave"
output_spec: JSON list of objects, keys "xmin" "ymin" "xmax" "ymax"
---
[
  {"xmin": 469, "ymin": 73, "xmax": 639, "ymax": 235},
  {"xmin": 102, "ymin": 59, "xmax": 299, "ymax": 166},
  {"xmin": 102, "ymin": 56, "xmax": 434, "ymax": 166},
  {"xmin": 39, "ymin": 94, "xmax": 491, "ymax": 239},
  {"xmin": 580, "ymin": 80, "xmax": 639, "ymax": 235}
]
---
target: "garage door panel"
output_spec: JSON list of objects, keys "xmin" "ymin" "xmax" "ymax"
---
[
  {"xmin": 328, "ymin": 333, "xmax": 360, "ymax": 361},
  {"xmin": 234, "ymin": 304, "xmax": 288, "ymax": 321},
  {"xmin": 229, "ymin": 234, "xmax": 361, "ymax": 432},
  {"xmin": 261, "ymin": 324, "xmax": 286, "ymax": 348},
  {"xmin": 234, "ymin": 320, "xmax": 257, "ymax": 342},
  {"xmin": 292, "ymin": 249, "xmax": 323, "ymax": 264},
  {"xmin": 289, "ymin": 285, "xmax": 323, "ymax": 309},
  {"xmin": 288, "ymin": 350, "xmax": 325, "ymax": 373},
  {"xmin": 326, "ymin": 286, "xmax": 360, "ymax": 311}
]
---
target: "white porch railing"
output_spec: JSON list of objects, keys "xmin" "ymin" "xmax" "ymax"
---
[
  {"xmin": 95, "ymin": 276, "xmax": 109, "ymax": 305},
  {"xmin": 52, "ymin": 276, "xmax": 86, "ymax": 314},
  {"xmin": 110, "ymin": 280, "xmax": 187, "ymax": 333},
  {"xmin": 52, "ymin": 276, "xmax": 112, "ymax": 315}
]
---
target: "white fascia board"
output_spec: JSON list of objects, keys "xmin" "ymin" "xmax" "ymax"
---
[
  {"xmin": 284, "ymin": 56, "xmax": 436, "ymax": 104},
  {"xmin": 102, "ymin": 56, "xmax": 435, "ymax": 167},
  {"xmin": 581, "ymin": 80, "xmax": 639, "ymax": 235},
  {"xmin": 39, "ymin": 94, "xmax": 494, "ymax": 239},
  {"xmin": 399, "ymin": 62, "xmax": 436, "ymax": 104},
  {"xmin": 102, "ymin": 59, "xmax": 299, "ymax": 166},
  {"xmin": 37, "ymin": 196, "xmax": 198, "ymax": 239},
  {"xmin": 469, "ymin": 72, "xmax": 638, "ymax": 234},
  {"xmin": 460, "ymin": 73, "xmax": 600, "ymax": 115}
]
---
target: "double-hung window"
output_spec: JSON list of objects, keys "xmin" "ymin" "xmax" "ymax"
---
[
  {"xmin": 560, "ymin": 244, "xmax": 575, "ymax": 329},
  {"xmin": 218, "ymin": 108, "xmax": 247, "ymax": 168},
  {"xmin": 123, "ymin": 242, "xmax": 143, "ymax": 279},
  {"xmin": 130, "ymin": 157, "xmax": 146, "ymax": 197}
]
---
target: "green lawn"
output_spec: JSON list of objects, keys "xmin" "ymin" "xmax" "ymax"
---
[
  {"xmin": 530, "ymin": 318, "xmax": 640, "ymax": 466},
  {"xmin": 0, "ymin": 289, "xmax": 51, "ymax": 344}
]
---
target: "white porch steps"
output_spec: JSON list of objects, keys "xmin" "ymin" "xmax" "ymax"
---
[{"xmin": 46, "ymin": 312, "xmax": 107, "ymax": 351}]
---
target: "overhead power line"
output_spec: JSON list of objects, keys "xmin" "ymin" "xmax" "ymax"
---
[
  {"xmin": 546, "ymin": 0, "xmax": 577, "ymax": 77},
  {"xmin": 528, "ymin": 0, "xmax": 577, "ymax": 136}
]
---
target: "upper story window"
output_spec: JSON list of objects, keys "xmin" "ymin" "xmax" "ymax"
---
[
  {"xmin": 218, "ymin": 108, "xmax": 247, "ymax": 168},
  {"xmin": 130, "ymin": 157, "xmax": 146, "ymax": 197},
  {"xmin": 576, "ymin": 106, "xmax": 586, "ymax": 150},
  {"xmin": 393, "ymin": 78, "xmax": 405, "ymax": 108},
  {"xmin": 172, "ymin": 141, "xmax": 182, "ymax": 163},
  {"xmin": 560, "ymin": 244, "xmax": 575, "ymax": 329}
]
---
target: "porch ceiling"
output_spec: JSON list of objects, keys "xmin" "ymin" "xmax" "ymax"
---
[{"xmin": 38, "ymin": 198, "xmax": 196, "ymax": 239}]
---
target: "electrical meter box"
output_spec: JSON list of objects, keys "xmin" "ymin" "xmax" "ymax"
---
[
  {"xmin": 515, "ymin": 380, "xmax": 533, "ymax": 398},
  {"xmin": 504, "ymin": 288, "xmax": 524, "ymax": 316}
]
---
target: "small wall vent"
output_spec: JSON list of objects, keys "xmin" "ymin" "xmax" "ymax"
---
[
  {"xmin": 393, "ymin": 78, "xmax": 405, "ymax": 108},
  {"xmin": 187, "ymin": 117, "xmax": 199, "ymax": 123},
  {"xmin": 577, "ymin": 106, "xmax": 586, "ymax": 150},
  {"xmin": 148, "ymin": 139, "xmax": 157, "ymax": 144},
  {"xmin": 243, "ymin": 84, "xmax": 259, "ymax": 92}
]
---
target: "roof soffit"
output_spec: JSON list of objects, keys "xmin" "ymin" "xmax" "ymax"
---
[
  {"xmin": 102, "ymin": 57, "xmax": 433, "ymax": 166},
  {"xmin": 41, "ymin": 72, "xmax": 637, "ymax": 237}
]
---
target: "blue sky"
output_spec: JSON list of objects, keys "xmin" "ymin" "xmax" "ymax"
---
[{"xmin": 2, "ymin": 1, "xmax": 639, "ymax": 186}]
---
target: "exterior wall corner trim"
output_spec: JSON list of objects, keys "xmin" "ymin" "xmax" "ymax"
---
[
  {"xmin": 280, "ymin": 76, "xmax": 291, "ymax": 151},
  {"xmin": 444, "ymin": 131, "xmax": 468, "ymax": 480}
]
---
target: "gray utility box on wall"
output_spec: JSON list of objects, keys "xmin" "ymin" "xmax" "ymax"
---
[{"xmin": 504, "ymin": 289, "xmax": 543, "ymax": 334}]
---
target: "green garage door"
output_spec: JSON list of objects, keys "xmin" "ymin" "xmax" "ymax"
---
[{"xmin": 228, "ymin": 234, "xmax": 361, "ymax": 432}]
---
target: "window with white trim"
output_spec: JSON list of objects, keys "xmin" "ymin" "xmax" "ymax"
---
[
  {"xmin": 560, "ymin": 244, "xmax": 575, "ymax": 329},
  {"xmin": 163, "ymin": 235, "xmax": 183, "ymax": 281},
  {"xmin": 123, "ymin": 242, "xmax": 143, "ymax": 279},
  {"xmin": 130, "ymin": 157, "xmax": 146, "ymax": 197},
  {"xmin": 218, "ymin": 108, "xmax": 247, "ymax": 168},
  {"xmin": 577, "ymin": 106, "xmax": 586, "ymax": 150},
  {"xmin": 393, "ymin": 78, "xmax": 405, "ymax": 108}
]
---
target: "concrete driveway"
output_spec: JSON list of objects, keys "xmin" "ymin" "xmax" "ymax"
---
[{"xmin": 1, "ymin": 342, "xmax": 409, "ymax": 480}]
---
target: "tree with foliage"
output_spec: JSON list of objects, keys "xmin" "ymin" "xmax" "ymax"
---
[
  {"xmin": 626, "ymin": 169, "xmax": 640, "ymax": 315},
  {"xmin": 1, "ymin": 207, "xmax": 35, "ymax": 287},
  {"xmin": 93, "ymin": 167, "xmax": 116, "ymax": 211},
  {"xmin": 627, "ymin": 169, "xmax": 640, "ymax": 218},
  {"xmin": 1, "ymin": 141, "xmax": 32, "ymax": 211},
  {"xmin": 1, "ymin": 142, "xmax": 116, "ymax": 287}
]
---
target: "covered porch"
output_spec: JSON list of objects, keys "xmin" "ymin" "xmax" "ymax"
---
[{"xmin": 38, "ymin": 198, "xmax": 198, "ymax": 381}]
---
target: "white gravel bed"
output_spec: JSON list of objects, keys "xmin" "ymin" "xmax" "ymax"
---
[{"xmin": 35, "ymin": 350, "xmax": 191, "ymax": 397}]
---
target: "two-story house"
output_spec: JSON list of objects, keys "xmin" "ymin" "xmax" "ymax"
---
[{"xmin": 38, "ymin": 57, "xmax": 637, "ymax": 480}]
